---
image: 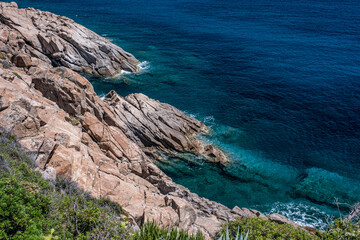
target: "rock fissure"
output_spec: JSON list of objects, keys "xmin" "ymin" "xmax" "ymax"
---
[{"xmin": 44, "ymin": 143, "xmax": 58, "ymax": 169}]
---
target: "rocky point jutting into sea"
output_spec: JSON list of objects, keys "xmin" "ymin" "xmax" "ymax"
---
[{"xmin": 0, "ymin": 2, "xmax": 307, "ymax": 238}]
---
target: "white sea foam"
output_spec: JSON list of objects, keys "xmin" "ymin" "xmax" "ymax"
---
[
  {"xmin": 182, "ymin": 111, "xmax": 197, "ymax": 119},
  {"xmin": 115, "ymin": 61, "xmax": 150, "ymax": 77},
  {"xmin": 99, "ymin": 94, "xmax": 106, "ymax": 100},
  {"xmin": 203, "ymin": 115, "xmax": 215, "ymax": 126},
  {"xmin": 138, "ymin": 61, "xmax": 150, "ymax": 73},
  {"xmin": 120, "ymin": 70, "xmax": 132, "ymax": 75},
  {"xmin": 181, "ymin": 111, "xmax": 215, "ymax": 125},
  {"xmin": 188, "ymin": 113, "xmax": 197, "ymax": 118},
  {"xmin": 267, "ymin": 201, "xmax": 330, "ymax": 229}
]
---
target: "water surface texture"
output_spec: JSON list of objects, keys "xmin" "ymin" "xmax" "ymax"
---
[{"xmin": 12, "ymin": 0, "xmax": 360, "ymax": 228}]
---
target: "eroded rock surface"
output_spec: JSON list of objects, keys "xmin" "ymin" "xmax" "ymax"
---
[
  {"xmin": 104, "ymin": 91, "xmax": 229, "ymax": 164},
  {"xmin": 0, "ymin": 2, "xmax": 301, "ymax": 238},
  {"xmin": 0, "ymin": 2, "xmax": 140, "ymax": 77}
]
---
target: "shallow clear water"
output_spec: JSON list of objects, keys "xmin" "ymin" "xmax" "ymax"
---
[{"xmin": 12, "ymin": 0, "xmax": 360, "ymax": 228}]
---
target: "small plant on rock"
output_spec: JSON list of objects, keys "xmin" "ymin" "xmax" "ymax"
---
[
  {"xmin": 71, "ymin": 117, "xmax": 81, "ymax": 126},
  {"xmin": 13, "ymin": 72, "xmax": 23, "ymax": 80},
  {"xmin": 0, "ymin": 52, "xmax": 6, "ymax": 59},
  {"xmin": 218, "ymin": 226, "xmax": 249, "ymax": 240},
  {"xmin": 2, "ymin": 60, "xmax": 12, "ymax": 69},
  {"xmin": 132, "ymin": 221, "xmax": 205, "ymax": 240}
]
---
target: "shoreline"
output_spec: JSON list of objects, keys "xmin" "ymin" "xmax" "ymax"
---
[{"xmin": 0, "ymin": 2, "xmax": 317, "ymax": 238}]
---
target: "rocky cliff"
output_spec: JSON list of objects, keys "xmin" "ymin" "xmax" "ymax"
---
[
  {"xmin": 0, "ymin": 2, "xmax": 299, "ymax": 238},
  {"xmin": 0, "ymin": 1, "xmax": 139, "ymax": 76}
]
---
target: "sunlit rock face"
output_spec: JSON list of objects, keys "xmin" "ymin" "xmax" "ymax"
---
[{"xmin": 0, "ymin": 1, "xmax": 140, "ymax": 76}]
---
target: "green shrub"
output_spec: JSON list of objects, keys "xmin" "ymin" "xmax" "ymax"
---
[
  {"xmin": 132, "ymin": 221, "xmax": 205, "ymax": 240},
  {"xmin": 0, "ymin": 132, "xmax": 132, "ymax": 239},
  {"xmin": 0, "ymin": 176, "xmax": 52, "ymax": 239},
  {"xmin": 221, "ymin": 216, "xmax": 360, "ymax": 240},
  {"xmin": 0, "ymin": 52, "xmax": 6, "ymax": 59},
  {"xmin": 49, "ymin": 187, "xmax": 131, "ymax": 239},
  {"xmin": 319, "ymin": 219, "xmax": 360, "ymax": 239},
  {"xmin": 219, "ymin": 217, "xmax": 317, "ymax": 240}
]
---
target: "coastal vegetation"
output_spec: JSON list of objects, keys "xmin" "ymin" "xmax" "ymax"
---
[
  {"xmin": 0, "ymin": 133, "xmax": 130, "ymax": 239},
  {"xmin": 220, "ymin": 216, "xmax": 360, "ymax": 240},
  {"xmin": 219, "ymin": 217, "xmax": 314, "ymax": 239},
  {"xmin": 0, "ymin": 133, "xmax": 203, "ymax": 240},
  {"xmin": 132, "ymin": 221, "xmax": 205, "ymax": 240}
]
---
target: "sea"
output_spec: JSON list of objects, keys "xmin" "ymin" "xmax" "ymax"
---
[{"xmin": 11, "ymin": 0, "xmax": 360, "ymax": 229}]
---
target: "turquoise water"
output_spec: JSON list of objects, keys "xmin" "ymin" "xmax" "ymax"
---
[{"xmin": 12, "ymin": 0, "xmax": 360, "ymax": 228}]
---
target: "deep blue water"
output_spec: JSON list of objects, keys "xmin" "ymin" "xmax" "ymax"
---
[{"xmin": 12, "ymin": 0, "xmax": 360, "ymax": 228}]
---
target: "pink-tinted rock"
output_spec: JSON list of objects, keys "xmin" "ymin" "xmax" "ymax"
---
[
  {"xmin": 267, "ymin": 213, "xmax": 298, "ymax": 227},
  {"xmin": 12, "ymin": 54, "xmax": 34, "ymax": 67},
  {"xmin": 0, "ymin": 2, "xmax": 140, "ymax": 76}
]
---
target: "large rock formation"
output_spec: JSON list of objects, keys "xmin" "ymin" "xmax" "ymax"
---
[
  {"xmin": 104, "ymin": 91, "xmax": 229, "ymax": 164},
  {"xmin": 0, "ymin": 1, "xmax": 140, "ymax": 77},
  {"xmin": 0, "ymin": 2, "xmax": 302, "ymax": 239}
]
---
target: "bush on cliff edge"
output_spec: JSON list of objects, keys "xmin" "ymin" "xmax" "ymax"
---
[
  {"xmin": 0, "ymin": 132, "xmax": 204, "ymax": 240},
  {"xmin": 219, "ymin": 217, "xmax": 316, "ymax": 240},
  {"xmin": 0, "ymin": 133, "xmax": 133, "ymax": 239},
  {"xmin": 220, "ymin": 216, "xmax": 360, "ymax": 240},
  {"xmin": 132, "ymin": 221, "xmax": 205, "ymax": 240}
]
